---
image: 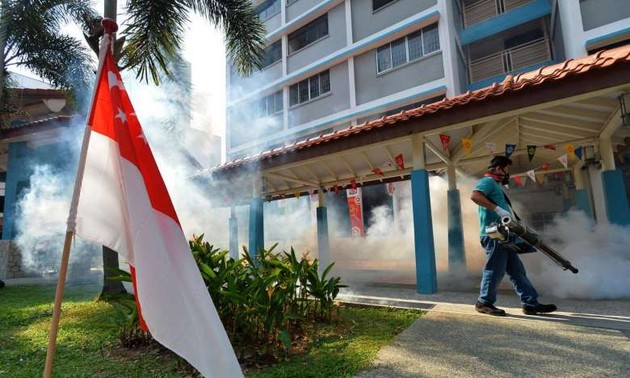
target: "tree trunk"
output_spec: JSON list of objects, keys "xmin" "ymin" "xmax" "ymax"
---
[{"xmin": 99, "ymin": 0, "xmax": 126, "ymax": 298}]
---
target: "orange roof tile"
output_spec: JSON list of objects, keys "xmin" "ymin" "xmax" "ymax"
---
[{"xmin": 215, "ymin": 44, "xmax": 630, "ymax": 172}]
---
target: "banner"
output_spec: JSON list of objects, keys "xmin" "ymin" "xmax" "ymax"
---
[
  {"xmin": 527, "ymin": 145, "xmax": 537, "ymax": 161},
  {"xmin": 527, "ymin": 170, "xmax": 536, "ymax": 182},
  {"xmin": 395, "ymin": 154, "xmax": 405, "ymax": 169},
  {"xmin": 486, "ymin": 142, "xmax": 496, "ymax": 156},
  {"xmin": 439, "ymin": 133, "xmax": 451, "ymax": 150},
  {"xmin": 346, "ymin": 188, "xmax": 365, "ymax": 237},
  {"xmin": 462, "ymin": 138, "xmax": 473, "ymax": 155},
  {"xmin": 505, "ymin": 144, "xmax": 517, "ymax": 157}
]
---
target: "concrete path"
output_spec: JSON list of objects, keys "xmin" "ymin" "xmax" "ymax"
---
[{"xmin": 339, "ymin": 286, "xmax": 630, "ymax": 378}]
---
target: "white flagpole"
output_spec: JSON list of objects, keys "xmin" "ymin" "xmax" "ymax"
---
[{"xmin": 43, "ymin": 19, "xmax": 118, "ymax": 378}]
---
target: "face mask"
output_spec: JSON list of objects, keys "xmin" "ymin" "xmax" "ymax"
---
[{"xmin": 501, "ymin": 173, "xmax": 510, "ymax": 186}]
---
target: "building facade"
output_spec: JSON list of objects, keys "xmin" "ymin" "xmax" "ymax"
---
[{"xmin": 226, "ymin": 0, "xmax": 630, "ymax": 160}]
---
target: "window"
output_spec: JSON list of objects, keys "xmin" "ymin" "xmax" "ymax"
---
[
  {"xmin": 289, "ymin": 70, "xmax": 330, "ymax": 106},
  {"xmin": 376, "ymin": 23, "xmax": 440, "ymax": 73},
  {"xmin": 257, "ymin": 0, "xmax": 280, "ymax": 22},
  {"xmin": 262, "ymin": 40, "xmax": 282, "ymax": 68},
  {"xmin": 373, "ymin": 0, "xmax": 397, "ymax": 11},
  {"xmin": 256, "ymin": 91, "xmax": 284, "ymax": 117},
  {"xmin": 288, "ymin": 14, "xmax": 328, "ymax": 54}
]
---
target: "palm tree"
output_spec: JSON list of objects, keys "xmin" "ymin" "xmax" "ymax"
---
[
  {"xmin": 0, "ymin": 0, "xmax": 98, "ymax": 123},
  {"xmin": 91, "ymin": 0, "xmax": 266, "ymax": 84},
  {"xmin": 93, "ymin": 0, "xmax": 266, "ymax": 296}
]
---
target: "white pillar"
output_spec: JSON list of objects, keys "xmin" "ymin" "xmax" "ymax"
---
[{"xmin": 558, "ymin": 0, "xmax": 587, "ymax": 58}]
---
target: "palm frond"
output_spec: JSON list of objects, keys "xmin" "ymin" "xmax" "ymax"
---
[
  {"xmin": 121, "ymin": 0, "xmax": 190, "ymax": 85},
  {"xmin": 188, "ymin": 0, "xmax": 266, "ymax": 76}
]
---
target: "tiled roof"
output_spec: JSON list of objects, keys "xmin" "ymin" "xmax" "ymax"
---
[{"xmin": 216, "ymin": 44, "xmax": 630, "ymax": 172}]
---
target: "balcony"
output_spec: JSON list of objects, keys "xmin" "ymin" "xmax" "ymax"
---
[
  {"xmin": 468, "ymin": 37, "xmax": 552, "ymax": 84},
  {"xmin": 462, "ymin": 0, "xmax": 534, "ymax": 28}
]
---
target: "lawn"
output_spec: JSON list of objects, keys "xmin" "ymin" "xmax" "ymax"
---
[{"xmin": 0, "ymin": 284, "xmax": 422, "ymax": 377}]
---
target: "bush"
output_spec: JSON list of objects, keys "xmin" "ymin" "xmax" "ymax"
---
[{"xmin": 106, "ymin": 236, "xmax": 346, "ymax": 364}]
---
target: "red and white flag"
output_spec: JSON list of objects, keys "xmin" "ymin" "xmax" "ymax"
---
[{"xmin": 68, "ymin": 28, "xmax": 241, "ymax": 378}]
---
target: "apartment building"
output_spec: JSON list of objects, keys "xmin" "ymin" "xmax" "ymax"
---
[{"xmin": 226, "ymin": 0, "xmax": 630, "ymax": 161}]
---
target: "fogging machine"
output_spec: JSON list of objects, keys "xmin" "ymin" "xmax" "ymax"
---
[{"xmin": 486, "ymin": 217, "xmax": 579, "ymax": 274}]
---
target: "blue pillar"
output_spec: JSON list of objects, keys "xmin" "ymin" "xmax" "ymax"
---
[
  {"xmin": 248, "ymin": 197, "xmax": 264, "ymax": 260},
  {"xmin": 3, "ymin": 142, "xmax": 29, "ymax": 240},
  {"xmin": 575, "ymin": 189, "xmax": 593, "ymax": 219},
  {"xmin": 601, "ymin": 170, "xmax": 630, "ymax": 226},
  {"xmin": 316, "ymin": 206, "xmax": 330, "ymax": 274},
  {"xmin": 229, "ymin": 206, "xmax": 238, "ymax": 259},
  {"xmin": 411, "ymin": 169, "xmax": 437, "ymax": 294},
  {"xmin": 447, "ymin": 189, "xmax": 466, "ymax": 269}
]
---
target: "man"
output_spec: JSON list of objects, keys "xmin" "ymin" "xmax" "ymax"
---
[{"xmin": 471, "ymin": 155, "xmax": 557, "ymax": 316}]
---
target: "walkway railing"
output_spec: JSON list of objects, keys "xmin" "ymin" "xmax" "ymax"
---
[
  {"xmin": 462, "ymin": 0, "xmax": 533, "ymax": 28},
  {"xmin": 468, "ymin": 37, "xmax": 552, "ymax": 83}
]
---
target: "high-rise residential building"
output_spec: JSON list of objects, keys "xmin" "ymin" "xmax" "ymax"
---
[{"xmin": 226, "ymin": 0, "xmax": 630, "ymax": 160}]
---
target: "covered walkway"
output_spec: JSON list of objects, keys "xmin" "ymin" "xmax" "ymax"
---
[{"xmin": 204, "ymin": 45, "xmax": 630, "ymax": 294}]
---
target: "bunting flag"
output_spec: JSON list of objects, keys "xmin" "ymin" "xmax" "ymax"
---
[
  {"xmin": 505, "ymin": 144, "xmax": 517, "ymax": 157},
  {"xmin": 293, "ymin": 191, "xmax": 301, "ymax": 199},
  {"xmin": 527, "ymin": 145, "xmax": 537, "ymax": 162},
  {"xmin": 387, "ymin": 182, "xmax": 395, "ymax": 196},
  {"xmin": 395, "ymin": 154, "xmax": 405, "ymax": 169},
  {"xmin": 439, "ymin": 133, "xmax": 451, "ymax": 151},
  {"xmin": 565, "ymin": 144, "xmax": 576, "ymax": 159},
  {"xmin": 558, "ymin": 154, "xmax": 568, "ymax": 168},
  {"xmin": 575, "ymin": 146, "xmax": 583, "ymax": 160},
  {"xmin": 334, "ymin": 184, "xmax": 339, "ymax": 195},
  {"xmin": 350, "ymin": 179, "xmax": 357, "ymax": 190},
  {"xmin": 462, "ymin": 138, "xmax": 473, "ymax": 155},
  {"xmin": 372, "ymin": 167, "xmax": 385, "ymax": 176},
  {"xmin": 527, "ymin": 169, "xmax": 536, "ymax": 182},
  {"xmin": 486, "ymin": 142, "xmax": 496, "ymax": 156},
  {"xmin": 536, "ymin": 172, "xmax": 545, "ymax": 183},
  {"xmin": 71, "ymin": 25, "xmax": 241, "ymax": 377},
  {"xmin": 513, "ymin": 175, "xmax": 523, "ymax": 186},
  {"xmin": 544, "ymin": 144, "xmax": 557, "ymax": 151},
  {"xmin": 542, "ymin": 162, "xmax": 550, "ymax": 171}
]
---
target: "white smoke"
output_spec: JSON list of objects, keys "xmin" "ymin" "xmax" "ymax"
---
[{"xmin": 523, "ymin": 210, "xmax": 630, "ymax": 299}]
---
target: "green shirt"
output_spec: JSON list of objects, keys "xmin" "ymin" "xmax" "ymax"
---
[{"xmin": 474, "ymin": 176, "xmax": 511, "ymax": 236}]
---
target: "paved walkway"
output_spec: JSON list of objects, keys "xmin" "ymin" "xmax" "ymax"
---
[{"xmin": 339, "ymin": 285, "xmax": 630, "ymax": 378}]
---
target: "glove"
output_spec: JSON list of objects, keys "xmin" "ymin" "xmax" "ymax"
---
[{"xmin": 494, "ymin": 206, "xmax": 511, "ymax": 219}]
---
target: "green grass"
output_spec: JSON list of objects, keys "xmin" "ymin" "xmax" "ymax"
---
[{"xmin": 0, "ymin": 284, "xmax": 422, "ymax": 377}]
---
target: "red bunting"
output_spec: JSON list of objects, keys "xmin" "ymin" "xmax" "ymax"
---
[
  {"xmin": 350, "ymin": 179, "xmax": 357, "ymax": 189},
  {"xmin": 372, "ymin": 167, "xmax": 384, "ymax": 176},
  {"xmin": 334, "ymin": 184, "xmax": 339, "ymax": 195},
  {"xmin": 439, "ymin": 134, "xmax": 451, "ymax": 151},
  {"xmin": 395, "ymin": 154, "xmax": 405, "ymax": 169},
  {"xmin": 513, "ymin": 176, "xmax": 523, "ymax": 186},
  {"xmin": 541, "ymin": 163, "xmax": 550, "ymax": 171}
]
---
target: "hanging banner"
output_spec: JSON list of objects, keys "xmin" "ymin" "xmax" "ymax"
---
[
  {"xmin": 513, "ymin": 175, "xmax": 523, "ymax": 186},
  {"xmin": 564, "ymin": 144, "xmax": 576, "ymax": 159},
  {"xmin": 350, "ymin": 179, "xmax": 357, "ymax": 190},
  {"xmin": 558, "ymin": 154, "xmax": 568, "ymax": 168},
  {"xmin": 542, "ymin": 162, "xmax": 550, "ymax": 171},
  {"xmin": 395, "ymin": 154, "xmax": 405, "ymax": 169},
  {"xmin": 575, "ymin": 146, "xmax": 583, "ymax": 160},
  {"xmin": 505, "ymin": 144, "xmax": 517, "ymax": 157},
  {"xmin": 527, "ymin": 145, "xmax": 537, "ymax": 161},
  {"xmin": 439, "ymin": 133, "xmax": 451, "ymax": 151},
  {"xmin": 486, "ymin": 142, "xmax": 496, "ymax": 156},
  {"xmin": 544, "ymin": 144, "xmax": 557, "ymax": 151},
  {"xmin": 527, "ymin": 169, "xmax": 536, "ymax": 182},
  {"xmin": 346, "ymin": 188, "xmax": 365, "ymax": 237},
  {"xmin": 462, "ymin": 138, "xmax": 473, "ymax": 155}
]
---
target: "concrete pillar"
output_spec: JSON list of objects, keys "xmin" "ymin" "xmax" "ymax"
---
[
  {"xmin": 3, "ymin": 142, "xmax": 29, "ymax": 240},
  {"xmin": 447, "ymin": 164, "xmax": 466, "ymax": 270},
  {"xmin": 229, "ymin": 206, "xmax": 239, "ymax": 259},
  {"xmin": 573, "ymin": 163, "xmax": 593, "ymax": 218},
  {"xmin": 316, "ymin": 189, "xmax": 330, "ymax": 274},
  {"xmin": 599, "ymin": 138, "xmax": 630, "ymax": 225},
  {"xmin": 411, "ymin": 136, "xmax": 437, "ymax": 294}
]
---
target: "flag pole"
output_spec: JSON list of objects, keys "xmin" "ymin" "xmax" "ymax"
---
[{"xmin": 43, "ymin": 19, "xmax": 118, "ymax": 378}]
